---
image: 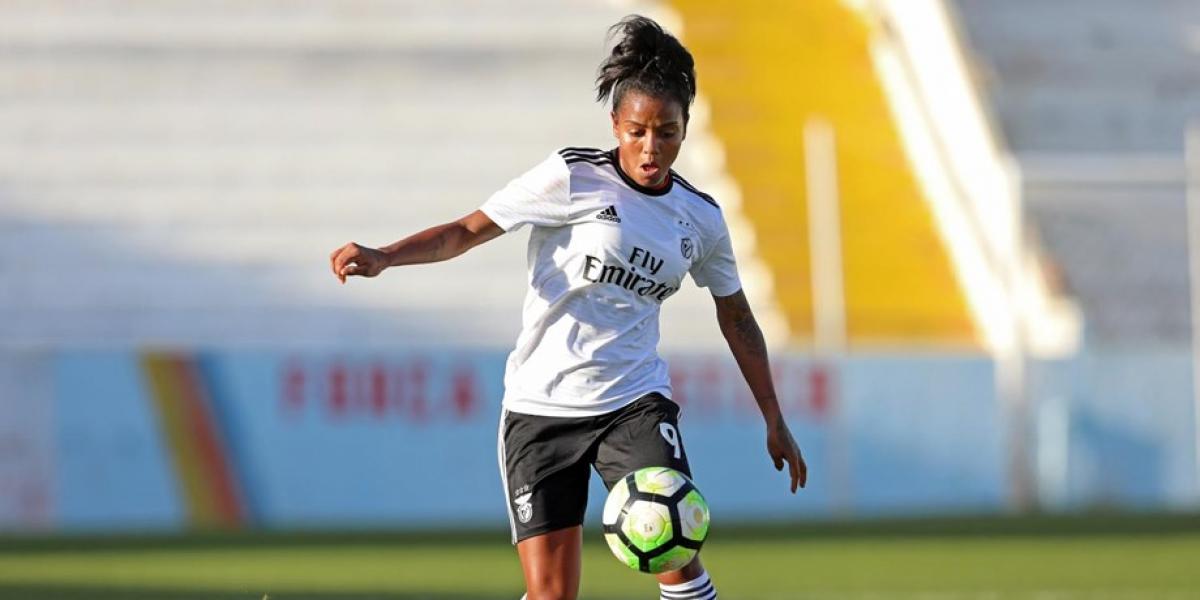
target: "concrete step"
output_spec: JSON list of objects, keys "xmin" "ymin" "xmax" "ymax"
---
[
  {"xmin": 0, "ymin": 55, "xmax": 603, "ymax": 104},
  {"xmin": 0, "ymin": 184, "xmax": 497, "ymax": 226},
  {"xmin": 0, "ymin": 260, "xmax": 528, "ymax": 311},
  {"xmin": 1024, "ymin": 193, "xmax": 1190, "ymax": 343},
  {"xmin": 0, "ymin": 305, "xmax": 522, "ymax": 349},
  {"xmin": 957, "ymin": 0, "xmax": 1196, "ymax": 45},
  {"xmin": 0, "ymin": 0, "xmax": 623, "ymax": 50},
  {"xmin": 0, "ymin": 223, "xmax": 528, "ymax": 269},
  {"xmin": 0, "ymin": 142, "xmax": 567, "ymax": 183},
  {"xmin": 0, "ymin": 104, "xmax": 590, "ymax": 143}
]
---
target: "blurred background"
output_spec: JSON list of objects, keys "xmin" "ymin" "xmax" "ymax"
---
[{"xmin": 1, "ymin": 0, "xmax": 1198, "ymax": 598}]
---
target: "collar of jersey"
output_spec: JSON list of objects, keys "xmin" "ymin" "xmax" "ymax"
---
[{"xmin": 608, "ymin": 148, "xmax": 674, "ymax": 197}]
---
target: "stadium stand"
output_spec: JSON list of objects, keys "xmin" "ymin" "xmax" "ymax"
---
[
  {"xmin": 953, "ymin": 0, "xmax": 1198, "ymax": 344},
  {"xmin": 0, "ymin": 0, "xmax": 1101, "ymax": 353},
  {"xmin": 0, "ymin": 0, "xmax": 753, "ymax": 349},
  {"xmin": 668, "ymin": 0, "xmax": 978, "ymax": 346},
  {"xmin": 954, "ymin": 0, "xmax": 1199, "ymax": 154}
]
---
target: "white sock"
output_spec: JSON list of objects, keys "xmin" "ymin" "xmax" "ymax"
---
[{"xmin": 659, "ymin": 570, "xmax": 717, "ymax": 600}]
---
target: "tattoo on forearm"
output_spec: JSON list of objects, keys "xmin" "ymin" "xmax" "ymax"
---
[
  {"xmin": 733, "ymin": 313, "xmax": 766, "ymax": 358},
  {"xmin": 717, "ymin": 292, "xmax": 780, "ymax": 418},
  {"xmin": 720, "ymin": 295, "xmax": 767, "ymax": 359}
]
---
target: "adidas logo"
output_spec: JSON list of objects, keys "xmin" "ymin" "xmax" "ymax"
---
[{"xmin": 596, "ymin": 205, "xmax": 621, "ymax": 223}]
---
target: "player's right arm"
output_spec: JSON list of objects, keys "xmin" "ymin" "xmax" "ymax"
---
[
  {"xmin": 329, "ymin": 210, "xmax": 503, "ymax": 283},
  {"xmin": 331, "ymin": 150, "xmax": 568, "ymax": 283}
]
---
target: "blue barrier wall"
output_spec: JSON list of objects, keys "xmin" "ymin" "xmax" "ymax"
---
[
  {"xmin": 36, "ymin": 350, "xmax": 1011, "ymax": 531},
  {"xmin": 1029, "ymin": 351, "xmax": 1199, "ymax": 510},
  {"xmin": 9, "ymin": 348, "xmax": 1195, "ymax": 531}
]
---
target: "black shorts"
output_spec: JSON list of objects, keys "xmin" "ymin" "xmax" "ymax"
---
[{"xmin": 497, "ymin": 393, "xmax": 692, "ymax": 543}]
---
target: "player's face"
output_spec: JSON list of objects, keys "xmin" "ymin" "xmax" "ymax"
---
[{"xmin": 611, "ymin": 91, "xmax": 686, "ymax": 190}]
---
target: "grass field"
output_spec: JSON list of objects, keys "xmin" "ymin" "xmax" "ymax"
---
[{"xmin": 2, "ymin": 514, "xmax": 1198, "ymax": 599}]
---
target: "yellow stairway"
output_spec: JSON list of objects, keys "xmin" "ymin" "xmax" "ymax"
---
[{"xmin": 669, "ymin": 0, "xmax": 977, "ymax": 347}]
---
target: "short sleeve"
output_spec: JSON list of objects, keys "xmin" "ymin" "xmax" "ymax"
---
[
  {"xmin": 479, "ymin": 152, "xmax": 571, "ymax": 232},
  {"xmin": 689, "ymin": 222, "xmax": 742, "ymax": 297}
]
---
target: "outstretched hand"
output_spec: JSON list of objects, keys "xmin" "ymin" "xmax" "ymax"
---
[
  {"xmin": 329, "ymin": 242, "xmax": 388, "ymax": 283},
  {"xmin": 767, "ymin": 418, "xmax": 807, "ymax": 493}
]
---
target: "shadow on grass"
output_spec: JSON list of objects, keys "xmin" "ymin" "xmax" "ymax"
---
[{"xmin": 0, "ymin": 584, "xmax": 593, "ymax": 600}]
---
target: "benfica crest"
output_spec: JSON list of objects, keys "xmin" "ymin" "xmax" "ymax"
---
[
  {"xmin": 680, "ymin": 237, "xmax": 694, "ymax": 260},
  {"xmin": 515, "ymin": 493, "xmax": 533, "ymax": 523}
]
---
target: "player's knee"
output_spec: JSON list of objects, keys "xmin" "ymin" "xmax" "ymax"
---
[
  {"xmin": 525, "ymin": 575, "xmax": 578, "ymax": 600},
  {"xmin": 525, "ymin": 586, "xmax": 577, "ymax": 600}
]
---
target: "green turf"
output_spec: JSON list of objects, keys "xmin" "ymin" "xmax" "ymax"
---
[{"xmin": 1, "ymin": 514, "xmax": 1198, "ymax": 599}]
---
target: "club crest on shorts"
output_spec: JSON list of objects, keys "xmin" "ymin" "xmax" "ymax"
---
[
  {"xmin": 514, "ymin": 493, "xmax": 534, "ymax": 523},
  {"xmin": 680, "ymin": 237, "xmax": 694, "ymax": 260}
]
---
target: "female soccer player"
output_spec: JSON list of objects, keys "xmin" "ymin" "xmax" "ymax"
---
[{"xmin": 329, "ymin": 15, "xmax": 805, "ymax": 600}]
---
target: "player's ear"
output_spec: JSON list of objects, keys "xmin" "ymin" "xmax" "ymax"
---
[{"xmin": 611, "ymin": 110, "xmax": 620, "ymax": 138}]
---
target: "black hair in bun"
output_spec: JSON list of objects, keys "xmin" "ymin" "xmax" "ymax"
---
[{"xmin": 596, "ymin": 15, "xmax": 697, "ymax": 121}]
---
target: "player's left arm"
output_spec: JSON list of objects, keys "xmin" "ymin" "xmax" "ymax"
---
[{"xmin": 712, "ymin": 290, "xmax": 807, "ymax": 493}]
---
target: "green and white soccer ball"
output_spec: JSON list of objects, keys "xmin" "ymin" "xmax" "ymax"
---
[{"xmin": 602, "ymin": 466, "xmax": 710, "ymax": 574}]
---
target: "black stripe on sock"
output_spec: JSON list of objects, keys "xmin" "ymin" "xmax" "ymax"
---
[{"xmin": 660, "ymin": 581, "xmax": 714, "ymax": 599}]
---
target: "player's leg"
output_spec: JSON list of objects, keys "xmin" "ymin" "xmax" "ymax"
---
[
  {"xmin": 506, "ymin": 461, "xmax": 589, "ymax": 600},
  {"xmin": 594, "ymin": 393, "xmax": 719, "ymax": 599},
  {"xmin": 499, "ymin": 409, "xmax": 598, "ymax": 600},
  {"xmin": 655, "ymin": 559, "xmax": 715, "ymax": 599},
  {"xmin": 656, "ymin": 556, "xmax": 705, "ymax": 584},
  {"xmin": 517, "ymin": 526, "xmax": 583, "ymax": 600}
]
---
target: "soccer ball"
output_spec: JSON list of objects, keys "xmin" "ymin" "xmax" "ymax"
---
[{"xmin": 601, "ymin": 466, "xmax": 710, "ymax": 574}]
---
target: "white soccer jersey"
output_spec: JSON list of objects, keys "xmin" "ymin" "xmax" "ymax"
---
[{"xmin": 480, "ymin": 147, "xmax": 742, "ymax": 417}]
